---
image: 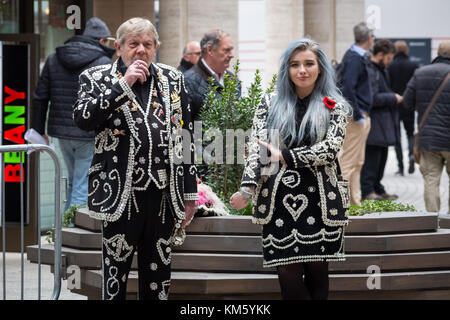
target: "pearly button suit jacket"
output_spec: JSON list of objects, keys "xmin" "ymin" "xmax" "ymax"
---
[{"xmin": 73, "ymin": 59, "xmax": 198, "ymax": 225}]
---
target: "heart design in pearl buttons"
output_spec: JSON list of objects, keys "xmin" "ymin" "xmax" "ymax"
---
[{"xmin": 283, "ymin": 194, "xmax": 308, "ymax": 221}]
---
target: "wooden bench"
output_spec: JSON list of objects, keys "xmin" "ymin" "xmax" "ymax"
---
[{"xmin": 27, "ymin": 209, "xmax": 450, "ymax": 299}]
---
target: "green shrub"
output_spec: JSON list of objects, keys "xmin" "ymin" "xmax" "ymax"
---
[
  {"xmin": 63, "ymin": 204, "xmax": 81, "ymax": 227},
  {"xmin": 349, "ymin": 200, "xmax": 416, "ymax": 216},
  {"xmin": 200, "ymin": 61, "xmax": 276, "ymax": 209}
]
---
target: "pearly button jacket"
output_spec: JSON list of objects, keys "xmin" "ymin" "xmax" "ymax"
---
[
  {"xmin": 73, "ymin": 59, "xmax": 198, "ymax": 224},
  {"xmin": 241, "ymin": 95, "xmax": 350, "ymax": 226}
]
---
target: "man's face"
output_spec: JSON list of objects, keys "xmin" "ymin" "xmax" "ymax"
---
[
  {"xmin": 382, "ymin": 52, "xmax": 394, "ymax": 67},
  {"xmin": 184, "ymin": 43, "xmax": 201, "ymax": 65},
  {"xmin": 115, "ymin": 32, "xmax": 159, "ymax": 67},
  {"xmin": 208, "ymin": 36, "xmax": 234, "ymax": 74}
]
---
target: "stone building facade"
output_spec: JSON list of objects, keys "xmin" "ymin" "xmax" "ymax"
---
[{"xmin": 93, "ymin": 0, "xmax": 364, "ymax": 83}]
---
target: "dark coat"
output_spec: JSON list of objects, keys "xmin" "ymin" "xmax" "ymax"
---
[
  {"xmin": 32, "ymin": 35, "xmax": 115, "ymax": 140},
  {"xmin": 241, "ymin": 95, "xmax": 349, "ymax": 227},
  {"xmin": 73, "ymin": 59, "xmax": 198, "ymax": 228},
  {"xmin": 340, "ymin": 49, "xmax": 373, "ymax": 121},
  {"xmin": 177, "ymin": 58, "xmax": 194, "ymax": 73},
  {"xmin": 184, "ymin": 58, "xmax": 241, "ymax": 121},
  {"xmin": 388, "ymin": 52, "xmax": 419, "ymax": 126},
  {"xmin": 366, "ymin": 60, "xmax": 399, "ymax": 147},
  {"xmin": 403, "ymin": 56, "xmax": 450, "ymax": 152}
]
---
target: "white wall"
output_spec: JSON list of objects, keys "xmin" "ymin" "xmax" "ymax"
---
[
  {"xmin": 365, "ymin": 0, "xmax": 450, "ymax": 59},
  {"xmin": 365, "ymin": 0, "xmax": 450, "ymax": 38},
  {"xmin": 238, "ymin": 0, "xmax": 265, "ymax": 93}
]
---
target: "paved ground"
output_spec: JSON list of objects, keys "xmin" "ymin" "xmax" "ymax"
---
[
  {"xmin": 382, "ymin": 148, "xmax": 449, "ymax": 214},
  {"xmin": 1, "ymin": 145, "xmax": 449, "ymax": 300},
  {"xmin": 0, "ymin": 242, "xmax": 87, "ymax": 300}
]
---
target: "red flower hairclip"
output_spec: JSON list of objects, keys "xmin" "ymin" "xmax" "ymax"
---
[{"xmin": 323, "ymin": 97, "xmax": 336, "ymax": 109}]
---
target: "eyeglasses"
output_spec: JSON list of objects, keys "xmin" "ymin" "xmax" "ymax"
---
[{"xmin": 187, "ymin": 52, "xmax": 201, "ymax": 56}]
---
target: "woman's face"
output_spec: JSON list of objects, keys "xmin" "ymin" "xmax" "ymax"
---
[{"xmin": 289, "ymin": 49, "xmax": 320, "ymax": 96}]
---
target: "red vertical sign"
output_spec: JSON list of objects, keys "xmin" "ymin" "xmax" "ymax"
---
[{"xmin": 1, "ymin": 43, "xmax": 29, "ymax": 224}]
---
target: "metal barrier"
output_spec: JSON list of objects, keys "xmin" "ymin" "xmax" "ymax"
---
[{"xmin": 1, "ymin": 144, "xmax": 62, "ymax": 300}]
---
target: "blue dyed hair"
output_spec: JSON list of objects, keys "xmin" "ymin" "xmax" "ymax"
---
[{"xmin": 266, "ymin": 38, "xmax": 350, "ymax": 148}]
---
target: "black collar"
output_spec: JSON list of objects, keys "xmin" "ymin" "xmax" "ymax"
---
[
  {"xmin": 394, "ymin": 52, "xmax": 409, "ymax": 60},
  {"xmin": 432, "ymin": 56, "xmax": 450, "ymax": 65},
  {"xmin": 179, "ymin": 58, "xmax": 194, "ymax": 70}
]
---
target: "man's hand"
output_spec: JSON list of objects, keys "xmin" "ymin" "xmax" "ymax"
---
[
  {"xmin": 230, "ymin": 192, "xmax": 250, "ymax": 210},
  {"xmin": 182, "ymin": 200, "xmax": 196, "ymax": 228},
  {"xmin": 395, "ymin": 93, "xmax": 403, "ymax": 104},
  {"xmin": 123, "ymin": 60, "xmax": 150, "ymax": 87}
]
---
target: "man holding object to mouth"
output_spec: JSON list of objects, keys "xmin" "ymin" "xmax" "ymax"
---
[{"xmin": 73, "ymin": 17, "xmax": 197, "ymax": 300}]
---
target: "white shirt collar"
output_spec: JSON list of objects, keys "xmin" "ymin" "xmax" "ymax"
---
[
  {"xmin": 350, "ymin": 44, "xmax": 367, "ymax": 57},
  {"xmin": 201, "ymin": 58, "xmax": 224, "ymax": 86}
]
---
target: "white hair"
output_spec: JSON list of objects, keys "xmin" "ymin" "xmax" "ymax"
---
[{"xmin": 116, "ymin": 17, "xmax": 159, "ymax": 46}]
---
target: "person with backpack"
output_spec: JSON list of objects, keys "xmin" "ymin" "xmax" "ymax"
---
[{"xmin": 336, "ymin": 22, "xmax": 374, "ymax": 206}]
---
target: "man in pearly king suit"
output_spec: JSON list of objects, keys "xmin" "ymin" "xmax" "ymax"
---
[{"xmin": 73, "ymin": 17, "xmax": 197, "ymax": 300}]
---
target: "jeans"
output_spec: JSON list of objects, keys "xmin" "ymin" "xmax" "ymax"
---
[{"xmin": 58, "ymin": 138, "xmax": 94, "ymax": 213}]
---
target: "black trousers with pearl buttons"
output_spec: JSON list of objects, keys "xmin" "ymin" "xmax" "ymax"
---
[{"xmin": 101, "ymin": 185, "xmax": 176, "ymax": 300}]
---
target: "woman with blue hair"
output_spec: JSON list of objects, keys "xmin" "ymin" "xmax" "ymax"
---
[{"xmin": 230, "ymin": 38, "xmax": 351, "ymax": 300}]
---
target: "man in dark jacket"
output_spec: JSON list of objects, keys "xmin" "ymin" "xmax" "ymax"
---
[
  {"xmin": 361, "ymin": 39, "xmax": 402, "ymax": 201},
  {"xmin": 184, "ymin": 29, "xmax": 239, "ymax": 122},
  {"xmin": 184, "ymin": 30, "xmax": 240, "ymax": 180},
  {"xmin": 388, "ymin": 41, "xmax": 419, "ymax": 175},
  {"xmin": 337, "ymin": 22, "xmax": 374, "ymax": 206},
  {"xmin": 32, "ymin": 17, "xmax": 115, "ymax": 212},
  {"xmin": 177, "ymin": 41, "xmax": 201, "ymax": 73},
  {"xmin": 403, "ymin": 41, "xmax": 450, "ymax": 213}
]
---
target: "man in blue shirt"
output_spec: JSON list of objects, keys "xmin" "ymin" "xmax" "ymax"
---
[{"xmin": 338, "ymin": 22, "xmax": 374, "ymax": 206}]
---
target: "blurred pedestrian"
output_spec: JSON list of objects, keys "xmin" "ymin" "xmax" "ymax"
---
[
  {"xmin": 184, "ymin": 30, "xmax": 240, "ymax": 181},
  {"xmin": 337, "ymin": 22, "xmax": 374, "ymax": 206},
  {"xmin": 403, "ymin": 41, "xmax": 450, "ymax": 213},
  {"xmin": 361, "ymin": 39, "xmax": 401, "ymax": 201},
  {"xmin": 388, "ymin": 41, "xmax": 419, "ymax": 175},
  {"xmin": 184, "ymin": 29, "xmax": 239, "ymax": 121},
  {"xmin": 177, "ymin": 41, "xmax": 201, "ymax": 73},
  {"xmin": 32, "ymin": 17, "xmax": 115, "ymax": 213}
]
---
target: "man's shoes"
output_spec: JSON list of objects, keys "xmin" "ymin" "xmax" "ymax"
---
[
  {"xmin": 362, "ymin": 192, "xmax": 383, "ymax": 201},
  {"xmin": 408, "ymin": 159, "xmax": 415, "ymax": 174},
  {"xmin": 395, "ymin": 170, "xmax": 404, "ymax": 176},
  {"xmin": 378, "ymin": 193, "xmax": 398, "ymax": 201}
]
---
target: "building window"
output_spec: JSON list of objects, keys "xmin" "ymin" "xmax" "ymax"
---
[
  {"xmin": 34, "ymin": 0, "xmax": 80, "ymax": 67},
  {"xmin": 0, "ymin": 0, "xmax": 20, "ymax": 33}
]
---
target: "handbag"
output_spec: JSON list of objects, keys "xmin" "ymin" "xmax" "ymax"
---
[{"xmin": 413, "ymin": 72, "xmax": 450, "ymax": 164}]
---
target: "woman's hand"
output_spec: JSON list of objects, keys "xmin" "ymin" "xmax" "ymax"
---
[
  {"xmin": 256, "ymin": 139, "xmax": 285, "ymax": 164},
  {"xmin": 230, "ymin": 192, "xmax": 250, "ymax": 210},
  {"xmin": 181, "ymin": 200, "xmax": 196, "ymax": 228}
]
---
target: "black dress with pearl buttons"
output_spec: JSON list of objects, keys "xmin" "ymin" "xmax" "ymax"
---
[{"xmin": 242, "ymin": 95, "xmax": 348, "ymax": 268}]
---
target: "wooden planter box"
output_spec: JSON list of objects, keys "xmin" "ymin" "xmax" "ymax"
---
[{"xmin": 27, "ymin": 209, "xmax": 450, "ymax": 300}]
